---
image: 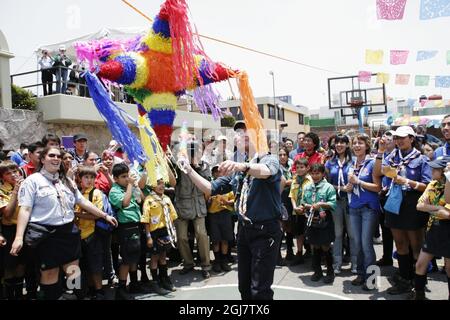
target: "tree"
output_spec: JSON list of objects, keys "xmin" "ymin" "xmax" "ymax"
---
[
  {"xmin": 11, "ymin": 84, "xmax": 37, "ymax": 110},
  {"xmin": 221, "ymin": 114, "xmax": 236, "ymax": 128}
]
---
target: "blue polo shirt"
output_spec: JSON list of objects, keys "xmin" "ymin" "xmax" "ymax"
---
[
  {"xmin": 348, "ymin": 158, "xmax": 380, "ymax": 211},
  {"xmin": 210, "ymin": 154, "xmax": 282, "ymax": 222},
  {"xmin": 325, "ymin": 157, "xmax": 353, "ymax": 198},
  {"xmin": 434, "ymin": 142, "xmax": 450, "ymax": 159},
  {"xmin": 382, "ymin": 149, "xmax": 431, "ymax": 189}
]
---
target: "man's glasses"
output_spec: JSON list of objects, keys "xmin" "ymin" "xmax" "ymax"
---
[{"xmin": 47, "ymin": 153, "xmax": 62, "ymax": 159}]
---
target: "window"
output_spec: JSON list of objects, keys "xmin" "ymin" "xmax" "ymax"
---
[
  {"xmin": 229, "ymin": 106, "xmax": 243, "ymax": 120},
  {"xmin": 278, "ymin": 107, "xmax": 285, "ymax": 121},
  {"xmin": 268, "ymin": 104, "xmax": 275, "ymax": 120},
  {"xmin": 257, "ymin": 104, "xmax": 264, "ymax": 118},
  {"xmin": 298, "ymin": 114, "xmax": 304, "ymax": 125}
]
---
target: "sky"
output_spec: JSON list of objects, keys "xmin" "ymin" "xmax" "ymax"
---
[{"xmin": 1, "ymin": 0, "xmax": 449, "ymax": 111}]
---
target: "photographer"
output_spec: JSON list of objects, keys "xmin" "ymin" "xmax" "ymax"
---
[
  {"xmin": 174, "ymin": 141, "xmax": 212, "ymax": 279},
  {"xmin": 38, "ymin": 50, "xmax": 54, "ymax": 96},
  {"xmin": 53, "ymin": 45, "xmax": 72, "ymax": 94}
]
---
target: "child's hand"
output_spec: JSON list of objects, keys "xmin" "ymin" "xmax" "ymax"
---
[
  {"xmin": 128, "ymin": 173, "xmax": 137, "ymax": 186},
  {"xmin": 146, "ymin": 238, "xmax": 153, "ymax": 248}
]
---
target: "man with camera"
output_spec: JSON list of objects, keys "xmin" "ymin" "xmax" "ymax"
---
[
  {"xmin": 53, "ymin": 45, "xmax": 72, "ymax": 94},
  {"xmin": 38, "ymin": 49, "xmax": 54, "ymax": 96},
  {"xmin": 174, "ymin": 140, "xmax": 212, "ymax": 279}
]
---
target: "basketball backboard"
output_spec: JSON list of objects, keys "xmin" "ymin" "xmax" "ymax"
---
[{"xmin": 328, "ymin": 74, "xmax": 387, "ymax": 118}]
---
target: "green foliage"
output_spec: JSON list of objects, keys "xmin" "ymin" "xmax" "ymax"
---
[
  {"xmin": 11, "ymin": 84, "xmax": 37, "ymax": 110},
  {"xmin": 221, "ymin": 114, "xmax": 236, "ymax": 128}
]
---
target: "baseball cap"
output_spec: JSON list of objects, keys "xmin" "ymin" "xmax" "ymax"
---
[
  {"xmin": 217, "ymin": 135, "xmax": 227, "ymax": 141},
  {"xmin": 59, "ymin": 45, "xmax": 66, "ymax": 51},
  {"xmin": 428, "ymin": 156, "xmax": 450, "ymax": 169},
  {"xmin": 233, "ymin": 121, "xmax": 246, "ymax": 132},
  {"xmin": 393, "ymin": 126, "xmax": 416, "ymax": 138},
  {"xmin": 73, "ymin": 133, "xmax": 88, "ymax": 142}
]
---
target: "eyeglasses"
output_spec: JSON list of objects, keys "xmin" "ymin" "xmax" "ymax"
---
[{"xmin": 47, "ymin": 153, "xmax": 62, "ymax": 159}]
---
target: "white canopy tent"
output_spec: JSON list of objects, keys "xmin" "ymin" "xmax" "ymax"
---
[{"xmin": 34, "ymin": 27, "xmax": 147, "ymax": 60}]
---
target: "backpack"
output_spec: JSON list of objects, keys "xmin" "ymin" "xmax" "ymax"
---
[{"xmin": 88, "ymin": 188, "xmax": 117, "ymax": 234}]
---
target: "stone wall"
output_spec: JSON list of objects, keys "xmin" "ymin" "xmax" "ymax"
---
[{"xmin": 0, "ymin": 108, "xmax": 128, "ymax": 154}]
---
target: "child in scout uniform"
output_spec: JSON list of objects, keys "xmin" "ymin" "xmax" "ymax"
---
[
  {"xmin": 413, "ymin": 156, "xmax": 450, "ymax": 300},
  {"xmin": 109, "ymin": 163, "xmax": 148, "ymax": 300},
  {"xmin": 141, "ymin": 178, "xmax": 178, "ymax": 293},
  {"xmin": 74, "ymin": 166, "xmax": 105, "ymax": 300},
  {"xmin": 0, "ymin": 161, "xmax": 25, "ymax": 300},
  {"xmin": 207, "ymin": 165, "xmax": 235, "ymax": 273},
  {"xmin": 299, "ymin": 163, "xmax": 336, "ymax": 284},
  {"xmin": 289, "ymin": 158, "xmax": 313, "ymax": 265}
]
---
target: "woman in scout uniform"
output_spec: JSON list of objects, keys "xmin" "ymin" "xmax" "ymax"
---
[
  {"xmin": 382, "ymin": 126, "xmax": 431, "ymax": 295},
  {"xmin": 0, "ymin": 161, "xmax": 25, "ymax": 299},
  {"xmin": 325, "ymin": 134, "xmax": 357, "ymax": 275},
  {"xmin": 289, "ymin": 158, "xmax": 312, "ymax": 265},
  {"xmin": 347, "ymin": 134, "xmax": 382, "ymax": 291},
  {"xmin": 299, "ymin": 163, "xmax": 336, "ymax": 284},
  {"xmin": 141, "ymin": 178, "xmax": 178, "ymax": 293},
  {"xmin": 412, "ymin": 157, "xmax": 450, "ymax": 300}
]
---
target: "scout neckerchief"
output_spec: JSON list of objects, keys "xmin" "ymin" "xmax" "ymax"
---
[
  {"xmin": 40, "ymin": 168, "xmax": 71, "ymax": 219},
  {"xmin": 335, "ymin": 155, "xmax": 350, "ymax": 195},
  {"xmin": 443, "ymin": 142, "xmax": 450, "ymax": 156},
  {"xmin": 349, "ymin": 155, "xmax": 371, "ymax": 201},
  {"xmin": 386, "ymin": 148, "xmax": 421, "ymax": 194},
  {"xmin": 150, "ymin": 191, "xmax": 177, "ymax": 248}
]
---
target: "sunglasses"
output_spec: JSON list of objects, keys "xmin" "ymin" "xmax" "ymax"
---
[{"xmin": 47, "ymin": 153, "xmax": 62, "ymax": 159}]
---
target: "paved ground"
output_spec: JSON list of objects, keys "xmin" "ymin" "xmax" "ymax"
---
[{"xmin": 127, "ymin": 241, "xmax": 449, "ymax": 301}]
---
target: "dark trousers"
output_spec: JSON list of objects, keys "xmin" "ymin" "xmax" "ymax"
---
[
  {"xmin": 237, "ymin": 220, "xmax": 282, "ymax": 300},
  {"xmin": 379, "ymin": 200, "xmax": 393, "ymax": 261},
  {"xmin": 41, "ymin": 69, "xmax": 53, "ymax": 96}
]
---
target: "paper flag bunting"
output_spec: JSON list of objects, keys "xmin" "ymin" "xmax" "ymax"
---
[
  {"xmin": 365, "ymin": 50, "xmax": 384, "ymax": 64},
  {"xmin": 390, "ymin": 50, "xmax": 409, "ymax": 65},
  {"xmin": 420, "ymin": 0, "xmax": 450, "ymax": 20},
  {"xmin": 415, "ymin": 75, "xmax": 430, "ymax": 86},
  {"xmin": 395, "ymin": 74, "xmax": 410, "ymax": 85},
  {"xmin": 377, "ymin": 0, "xmax": 407, "ymax": 20},
  {"xmin": 358, "ymin": 71, "xmax": 372, "ymax": 82},
  {"xmin": 414, "ymin": 75, "xmax": 430, "ymax": 87},
  {"xmin": 377, "ymin": 73, "xmax": 390, "ymax": 84},
  {"xmin": 435, "ymin": 76, "xmax": 450, "ymax": 88},
  {"xmin": 416, "ymin": 50, "xmax": 438, "ymax": 61}
]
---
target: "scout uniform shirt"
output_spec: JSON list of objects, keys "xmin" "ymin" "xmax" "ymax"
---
[
  {"xmin": 417, "ymin": 180, "xmax": 446, "ymax": 231},
  {"xmin": 75, "ymin": 187, "xmax": 103, "ymax": 240},
  {"xmin": 0, "ymin": 182, "xmax": 19, "ymax": 226},
  {"xmin": 289, "ymin": 174, "xmax": 313, "ymax": 215},
  {"xmin": 301, "ymin": 178, "xmax": 337, "ymax": 212},
  {"xmin": 141, "ymin": 192, "xmax": 178, "ymax": 232},
  {"xmin": 208, "ymin": 191, "xmax": 235, "ymax": 214}
]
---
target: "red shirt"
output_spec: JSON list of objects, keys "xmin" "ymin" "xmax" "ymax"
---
[
  {"xmin": 95, "ymin": 171, "xmax": 112, "ymax": 195},
  {"xmin": 292, "ymin": 151, "xmax": 324, "ymax": 173},
  {"xmin": 21, "ymin": 162, "xmax": 37, "ymax": 177}
]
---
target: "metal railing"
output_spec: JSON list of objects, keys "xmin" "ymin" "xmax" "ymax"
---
[{"xmin": 10, "ymin": 67, "xmax": 135, "ymax": 103}]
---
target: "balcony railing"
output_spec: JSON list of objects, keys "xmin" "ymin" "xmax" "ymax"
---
[{"xmin": 10, "ymin": 67, "xmax": 134, "ymax": 103}]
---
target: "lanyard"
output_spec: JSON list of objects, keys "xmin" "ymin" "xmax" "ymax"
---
[{"xmin": 336, "ymin": 158, "xmax": 347, "ymax": 194}]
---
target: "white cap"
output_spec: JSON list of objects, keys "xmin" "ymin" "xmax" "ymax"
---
[
  {"xmin": 59, "ymin": 45, "xmax": 66, "ymax": 51},
  {"xmin": 217, "ymin": 135, "xmax": 227, "ymax": 141},
  {"xmin": 393, "ymin": 126, "xmax": 416, "ymax": 138}
]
